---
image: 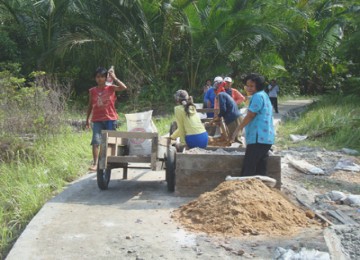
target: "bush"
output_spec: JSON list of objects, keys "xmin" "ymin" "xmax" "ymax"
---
[{"xmin": 0, "ymin": 70, "xmax": 71, "ymax": 137}]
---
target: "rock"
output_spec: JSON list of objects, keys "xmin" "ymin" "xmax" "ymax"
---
[
  {"xmin": 274, "ymin": 247, "xmax": 330, "ymax": 260},
  {"xmin": 305, "ymin": 210, "xmax": 315, "ymax": 219},
  {"xmin": 341, "ymin": 148, "xmax": 359, "ymax": 155},
  {"xmin": 290, "ymin": 134, "xmax": 308, "ymax": 143},
  {"xmin": 343, "ymin": 195, "xmax": 360, "ymax": 207},
  {"xmin": 235, "ymin": 249, "xmax": 245, "ymax": 256},
  {"xmin": 125, "ymin": 235, "xmax": 132, "ymax": 240},
  {"xmin": 328, "ymin": 191, "xmax": 347, "ymax": 202},
  {"xmin": 286, "ymin": 155, "xmax": 325, "ymax": 175},
  {"xmin": 334, "ymin": 157, "xmax": 360, "ymax": 172},
  {"xmin": 195, "ymin": 247, "xmax": 202, "ymax": 255}
]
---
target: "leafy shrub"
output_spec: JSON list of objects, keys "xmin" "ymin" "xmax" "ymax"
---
[{"xmin": 0, "ymin": 70, "xmax": 71, "ymax": 136}]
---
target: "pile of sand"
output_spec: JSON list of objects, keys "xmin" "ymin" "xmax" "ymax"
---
[{"xmin": 172, "ymin": 179, "xmax": 317, "ymax": 236}]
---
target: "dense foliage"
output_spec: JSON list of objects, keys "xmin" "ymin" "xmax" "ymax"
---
[{"xmin": 0, "ymin": 0, "xmax": 359, "ymax": 99}]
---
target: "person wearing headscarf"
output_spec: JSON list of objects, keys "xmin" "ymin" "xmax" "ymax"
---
[{"xmin": 170, "ymin": 90, "xmax": 208, "ymax": 148}]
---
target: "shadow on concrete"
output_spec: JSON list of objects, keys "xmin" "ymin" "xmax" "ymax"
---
[{"xmin": 50, "ymin": 169, "xmax": 192, "ymax": 210}]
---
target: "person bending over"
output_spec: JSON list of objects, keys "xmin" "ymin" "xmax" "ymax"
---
[
  {"xmin": 213, "ymin": 81, "xmax": 242, "ymax": 143},
  {"xmin": 171, "ymin": 90, "xmax": 208, "ymax": 149}
]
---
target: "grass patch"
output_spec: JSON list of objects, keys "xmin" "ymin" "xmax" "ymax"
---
[
  {"xmin": 277, "ymin": 95, "xmax": 360, "ymax": 151},
  {"xmin": 0, "ymin": 130, "xmax": 91, "ymax": 258}
]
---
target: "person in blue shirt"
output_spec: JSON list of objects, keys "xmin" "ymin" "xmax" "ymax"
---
[
  {"xmin": 204, "ymin": 76, "xmax": 223, "ymax": 118},
  {"xmin": 213, "ymin": 81, "xmax": 242, "ymax": 142},
  {"xmin": 231, "ymin": 73, "xmax": 275, "ymax": 176}
]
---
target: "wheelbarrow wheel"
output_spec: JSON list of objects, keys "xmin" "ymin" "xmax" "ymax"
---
[
  {"xmin": 97, "ymin": 164, "xmax": 111, "ymax": 190},
  {"xmin": 166, "ymin": 146, "xmax": 176, "ymax": 192}
]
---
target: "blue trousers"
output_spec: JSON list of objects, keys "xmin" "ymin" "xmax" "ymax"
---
[{"xmin": 185, "ymin": 132, "xmax": 208, "ymax": 149}]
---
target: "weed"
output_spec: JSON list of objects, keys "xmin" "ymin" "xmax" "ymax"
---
[{"xmin": 277, "ymin": 95, "xmax": 360, "ymax": 151}]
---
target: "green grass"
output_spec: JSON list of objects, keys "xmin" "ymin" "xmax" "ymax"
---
[
  {"xmin": 0, "ymin": 129, "xmax": 91, "ymax": 258},
  {"xmin": 277, "ymin": 94, "xmax": 360, "ymax": 151},
  {"xmin": 153, "ymin": 115, "xmax": 174, "ymax": 136}
]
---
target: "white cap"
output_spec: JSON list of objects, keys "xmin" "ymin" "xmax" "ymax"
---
[
  {"xmin": 224, "ymin": 77, "xmax": 232, "ymax": 82},
  {"xmin": 214, "ymin": 76, "xmax": 223, "ymax": 83}
]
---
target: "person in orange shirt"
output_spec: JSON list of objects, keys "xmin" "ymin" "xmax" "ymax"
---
[{"xmin": 224, "ymin": 77, "xmax": 245, "ymax": 105}]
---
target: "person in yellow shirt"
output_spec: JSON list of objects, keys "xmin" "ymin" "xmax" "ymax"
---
[{"xmin": 170, "ymin": 90, "xmax": 208, "ymax": 148}]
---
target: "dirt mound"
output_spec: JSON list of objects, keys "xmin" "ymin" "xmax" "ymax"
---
[{"xmin": 172, "ymin": 179, "xmax": 317, "ymax": 236}]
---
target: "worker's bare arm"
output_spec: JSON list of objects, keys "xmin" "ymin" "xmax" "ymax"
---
[
  {"xmin": 109, "ymin": 70, "xmax": 127, "ymax": 91},
  {"xmin": 230, "ymin": 111, "xmax": 256, "ymax": 142}
]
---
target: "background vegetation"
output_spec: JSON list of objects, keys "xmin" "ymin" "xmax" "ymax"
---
[{"xmin": 0, "ymin": 0, "xmax": 359, "ymax": 100}]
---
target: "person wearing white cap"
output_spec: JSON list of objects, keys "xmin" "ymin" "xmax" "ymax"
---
[
  {"xmin": 224, "ymin": 77, "xmax": 245, "ymax": 105},
  {"xmin": 203, "ymin": 76, "xmax": 223, "ymax": 118}
]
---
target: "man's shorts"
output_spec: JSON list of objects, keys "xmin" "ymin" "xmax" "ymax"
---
[{"xmin": 91, "ymin": 120, "xmax": 117, "ymax": 145}]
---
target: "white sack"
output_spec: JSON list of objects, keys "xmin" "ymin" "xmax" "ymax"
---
[{"xmin": 125, "ymin": 110, "xmax": 155, "ymax": 155}]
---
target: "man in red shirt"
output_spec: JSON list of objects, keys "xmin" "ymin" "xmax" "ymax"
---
[
  {"xmin": 224, "ymin": 77, "xmax": 245, "ymax": 105},
  {"xmin": 86, "ymin": 67, "xmax": 127, "ymax": 171}
]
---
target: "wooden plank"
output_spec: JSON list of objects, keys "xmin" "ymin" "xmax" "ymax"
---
[
  {"xmin": 327, "ymin": 210, "xmax": 357, "ymax": 225},
  {"xmin": 328, "ymin": 211, "xmax": 346, "ymax": 224},
  {"xmin": 101, "ymin": 130, "xmax": 158, "ymax": 139},
  {"xmin": 151, "ymin": 136, "xmax": 159, "ymax": 171},
  {"xmin": 314, "ymin": 210, "xmax": 334, "ymax": 226},
  {"xmin": 107, "ymin": 137, "xmax": 117, "ymax": 144},
  {"xmin": 197, "ymin": 108, "xmax": 217, "ymax": 113},
  {"xmin": 107, "ymin": 144, "xmax": 116, "ymax": 156},
  {"xmin": 114, "ymin": 142, "xmax": 118, "ymax": 156},
  {"xmin": 335, "ymin": 210, "xmax": 358, "ymax": 225},
  {"xmin": 107, "ymin": 156, "xmax": 151, "ymax": 164},
  {"xmin": 296, "ymin": 197, "xmax": 334, "ymax": 226}
]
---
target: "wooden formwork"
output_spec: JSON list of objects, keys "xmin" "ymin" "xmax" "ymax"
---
[{"xmin": 174, "ymin": 150, "xmax": 281, "ymax": 197}]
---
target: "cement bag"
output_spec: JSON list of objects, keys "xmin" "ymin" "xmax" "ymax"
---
[{"xmin": 125, "ymin": 110, "xmax": 155, "ymax": 155}]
